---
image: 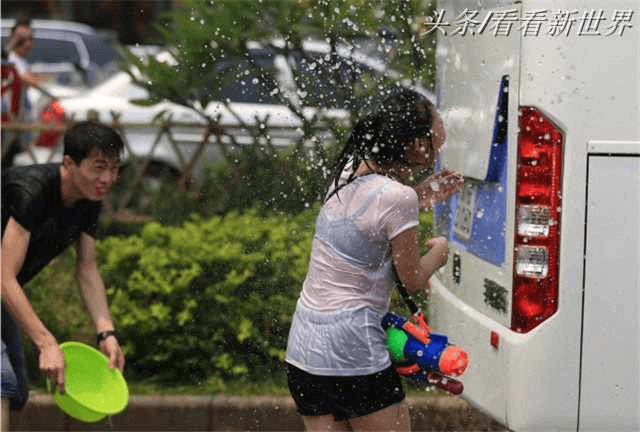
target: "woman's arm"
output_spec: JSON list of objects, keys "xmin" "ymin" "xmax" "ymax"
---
[{"xmin": 391, "ymin": 227, "xmax": 449, "ymax": 295}]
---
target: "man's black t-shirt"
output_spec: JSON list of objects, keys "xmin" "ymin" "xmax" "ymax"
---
[{"xmin": 1, "ymin": 163, "xmax": 102, "ymax": 285}]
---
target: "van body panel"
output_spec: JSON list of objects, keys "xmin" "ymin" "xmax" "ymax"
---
[
  {"xmin": 434, "ymin": 0, "xmax": 521, "ymax": 326},
  {"xmin": 433, "ymin": 0, "xmax": 640, "ymax": 430},
  {"xmin": 432, "ymin": 277, "xmax": 582, "ymax": 431},
  {"xmin": 581, "ymin": 144, "xmax": 640, "ymax": 430},
  {"xmin": 436, "ymin": 1, "xmax": 521, "ymax": 181}
]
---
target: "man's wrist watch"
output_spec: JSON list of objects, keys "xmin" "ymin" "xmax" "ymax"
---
[{"xmin": 96, "ymin": 330, "xmax": 117, "ymax": 345}]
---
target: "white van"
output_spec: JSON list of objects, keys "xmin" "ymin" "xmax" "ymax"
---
[{"xmin": 429, "ymin": 0, "xmax": 639, "ymax": 431}]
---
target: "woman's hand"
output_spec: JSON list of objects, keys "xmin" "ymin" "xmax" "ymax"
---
[
  {"xmin": 416, "ymin": 169, "xmax": 464, "ymax": 210},
  {"xmin": 425, "ymin": 236, "xmax": 449, "ymax": 271}
]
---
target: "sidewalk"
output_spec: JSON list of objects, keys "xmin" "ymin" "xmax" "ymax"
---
[{"xmin": 10, "ymin": 393, "xmax": 507, "ymax": 431}]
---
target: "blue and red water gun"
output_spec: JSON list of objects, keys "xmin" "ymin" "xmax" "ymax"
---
[{"xmin": 382, "ymin": 273, "xmax": 468, "ymax": 395}]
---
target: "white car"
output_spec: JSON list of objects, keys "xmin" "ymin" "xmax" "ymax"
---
[{"xmin": 16, "ymin": 39, "xmax": 430, "ymax": 180}]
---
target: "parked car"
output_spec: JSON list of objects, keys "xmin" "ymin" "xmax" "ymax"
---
[{"xmin": 14, "ymin": 38, "xmax": 431, "ymax": 181}]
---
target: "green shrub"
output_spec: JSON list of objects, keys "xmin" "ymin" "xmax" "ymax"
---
[{"xmin": 97, "ymin": 209, "xmax": 316, "ymax": 384}]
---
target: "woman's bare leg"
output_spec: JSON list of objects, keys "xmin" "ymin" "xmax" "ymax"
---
[
  {"xmin": 303, "ymin": 414, "xmax": 351, "ymax": 432},
  {"xmin": 347, "ymin": 401, "xmax": 410, "ymax": 432},
  {"xmin": 1, "ymin": 398, "xmax": 10, "ymax": 432}
]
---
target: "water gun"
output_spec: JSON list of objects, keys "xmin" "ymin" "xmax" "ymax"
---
[
  {"xmin": 382, "ymin": 269, "xmax": 469, "ymax": 395},
  {"xmin": 382, "ymin": 311, "xmax": 468, "ymax": 395}
]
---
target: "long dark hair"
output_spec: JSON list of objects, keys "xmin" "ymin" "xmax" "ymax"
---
[{"xmin": 328, "ymin": 87, "xmax": 435, "ymax": 199}]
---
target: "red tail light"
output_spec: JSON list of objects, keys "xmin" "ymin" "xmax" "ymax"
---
[
  {"xmin": 512, "ymin": 106, "xmax": 563, "ymax": 333},
  {"xmin": 36, "ymin": 100, "xmax": 65, "ymax": 147}
]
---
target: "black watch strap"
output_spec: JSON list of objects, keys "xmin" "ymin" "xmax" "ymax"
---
[{"xmin": 96, "ymin": 330, "xmax": 117, "ymax": 345}]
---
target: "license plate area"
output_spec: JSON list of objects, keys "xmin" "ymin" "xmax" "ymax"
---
[{"xmin": 454, "ymin": 182, "xmax": 477, "ymax": 241}]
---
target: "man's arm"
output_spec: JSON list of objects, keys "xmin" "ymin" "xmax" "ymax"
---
[
  {"xmin": 1, "ymin": 217, "xmax": 66, "ymax": 391},
  {"xmin": 75, "ymin": 233, "xmax": 125, "ymax": 371}
]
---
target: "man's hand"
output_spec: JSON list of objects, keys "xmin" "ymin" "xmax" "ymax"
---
[
  {"xmin": 39, "ymin": 342, "xmax": 65, "ymax": 394},
  {"xmin": 416, "ymin": 169, "xmax": 464, "ymax": 210},
  {"xmin": 99, "ymin": 336, "xmax": 125, "ymax": 372}
]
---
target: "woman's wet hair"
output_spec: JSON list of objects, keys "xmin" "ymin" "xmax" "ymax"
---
[
  {"xmin": 64, "ymin": 121, "xmax": 124, "ymax": 164},
  {"xmin": 328, "ymin": 87, "xmax": 435, "ymax": 197}
]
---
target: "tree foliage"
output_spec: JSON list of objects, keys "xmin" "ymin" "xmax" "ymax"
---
[{"xmin": 121, "ymin": 0, "xmax": 436, "ymax": 144}]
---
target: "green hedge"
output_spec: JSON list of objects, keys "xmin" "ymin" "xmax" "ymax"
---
[
  {"xmin": 98, "ymin": 209, "xmax": 316, "ymax": 384},
  {"xmin": 25, "ymin": 209, "xmax": 314, "ymax": 387}
]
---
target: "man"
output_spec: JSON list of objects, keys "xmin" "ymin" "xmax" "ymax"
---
[{"xmin": 1, "ymin": 121, "xmax": 126, "ymax": 430}]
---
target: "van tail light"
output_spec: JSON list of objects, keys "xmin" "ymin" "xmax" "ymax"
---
[
  {"xmin": 36, "ymin": 100, "xmax": 65, "ymax": 147},
  {"xmin": 512, "ymin": 106, "xmax": 563, "ymax": 333}
]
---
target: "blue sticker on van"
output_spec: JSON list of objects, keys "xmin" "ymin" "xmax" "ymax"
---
[{"xmin": 434, "ymin": 76, "xmax": 509, "ymax": 266}]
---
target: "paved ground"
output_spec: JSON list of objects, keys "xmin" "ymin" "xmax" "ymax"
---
[{"xmin": 10, "ymin": 393, "xmax": 508, "ymax": 431}]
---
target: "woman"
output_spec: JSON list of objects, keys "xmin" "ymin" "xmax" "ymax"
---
[{"xmin": 285, "ymin": 88, "xmax": 464, "ymax": 431}]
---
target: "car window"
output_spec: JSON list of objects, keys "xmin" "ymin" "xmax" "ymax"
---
[
  {"xmin": 27, "ymin": 37, "xmax": 81, "ymax": 65},
  {"xmin": 80, "ymin": 33, "xmax": 120, "ymax": 66}
]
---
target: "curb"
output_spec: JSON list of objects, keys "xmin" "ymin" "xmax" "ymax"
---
[{"xmin": 10, "ymin": 394, "xmax": 507, "ymax": 431}]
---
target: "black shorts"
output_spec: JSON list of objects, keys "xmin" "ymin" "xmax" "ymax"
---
[{"xmin": 285, "ymin": 362, "xmax": 405, "ymax": 422}]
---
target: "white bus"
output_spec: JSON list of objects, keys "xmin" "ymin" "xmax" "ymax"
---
[{"xmin": 430, "ymin": 1, "xmax": 639, "ymax": 430}]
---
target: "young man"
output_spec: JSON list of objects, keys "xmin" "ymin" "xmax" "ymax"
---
[{"xmin": 1, "ymin": 121, "xmax": 126, "ymax": 430}]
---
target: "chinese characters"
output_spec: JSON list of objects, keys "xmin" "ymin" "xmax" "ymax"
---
[{"xmin": 420, "ymin": 9, "xmax": 634, "ymax": 37}]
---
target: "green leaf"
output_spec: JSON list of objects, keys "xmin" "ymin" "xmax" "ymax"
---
[{"xmin": 236, "ymin": 318, "xmax": 254, "ymax": 343}]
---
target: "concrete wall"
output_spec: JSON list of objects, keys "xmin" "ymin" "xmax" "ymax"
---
[{"xmin": 10, "ymin": 394, "xmax": 507, "ymax": 431}]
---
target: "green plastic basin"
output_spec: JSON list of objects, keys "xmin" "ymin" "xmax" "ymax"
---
[{"xmin": 50, "ymin": 342, "xmax": 129, "ymax": 422}]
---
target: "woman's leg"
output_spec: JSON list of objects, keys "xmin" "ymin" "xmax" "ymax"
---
[
  {"xmin": 1, "ymin": 398, "xmax": 10, "ymax": 432},
  {"xmin": 347, "ymin": 400, "xmax": 410, "ymax": 432},
  {"xmin": 303, "ymin": 414, "xmax": 351, "ymax": 432}
]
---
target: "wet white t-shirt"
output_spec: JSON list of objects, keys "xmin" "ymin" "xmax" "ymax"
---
[
  {"xmin": 300, "ymin": 173, "xmax": 419, "ymax": 314},
  {"xmin": 286, "ymin": 172, "xmax": 419, "ymax": 376}
]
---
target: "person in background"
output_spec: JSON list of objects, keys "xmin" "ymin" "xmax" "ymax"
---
[
  {"xmin": 3, "ymin": 16, "xmax": 51, "ymax": 168},
  {"xmin": 6, "ymin": 16, "xmax": 50, "ymax": 101},
  {"xmin": 1, "ymin": 121, "xmax": 126, "ymax": 431},
  {"xmin": 285, "ymin": 87, "xmax": 464, "ymax": 431}
]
